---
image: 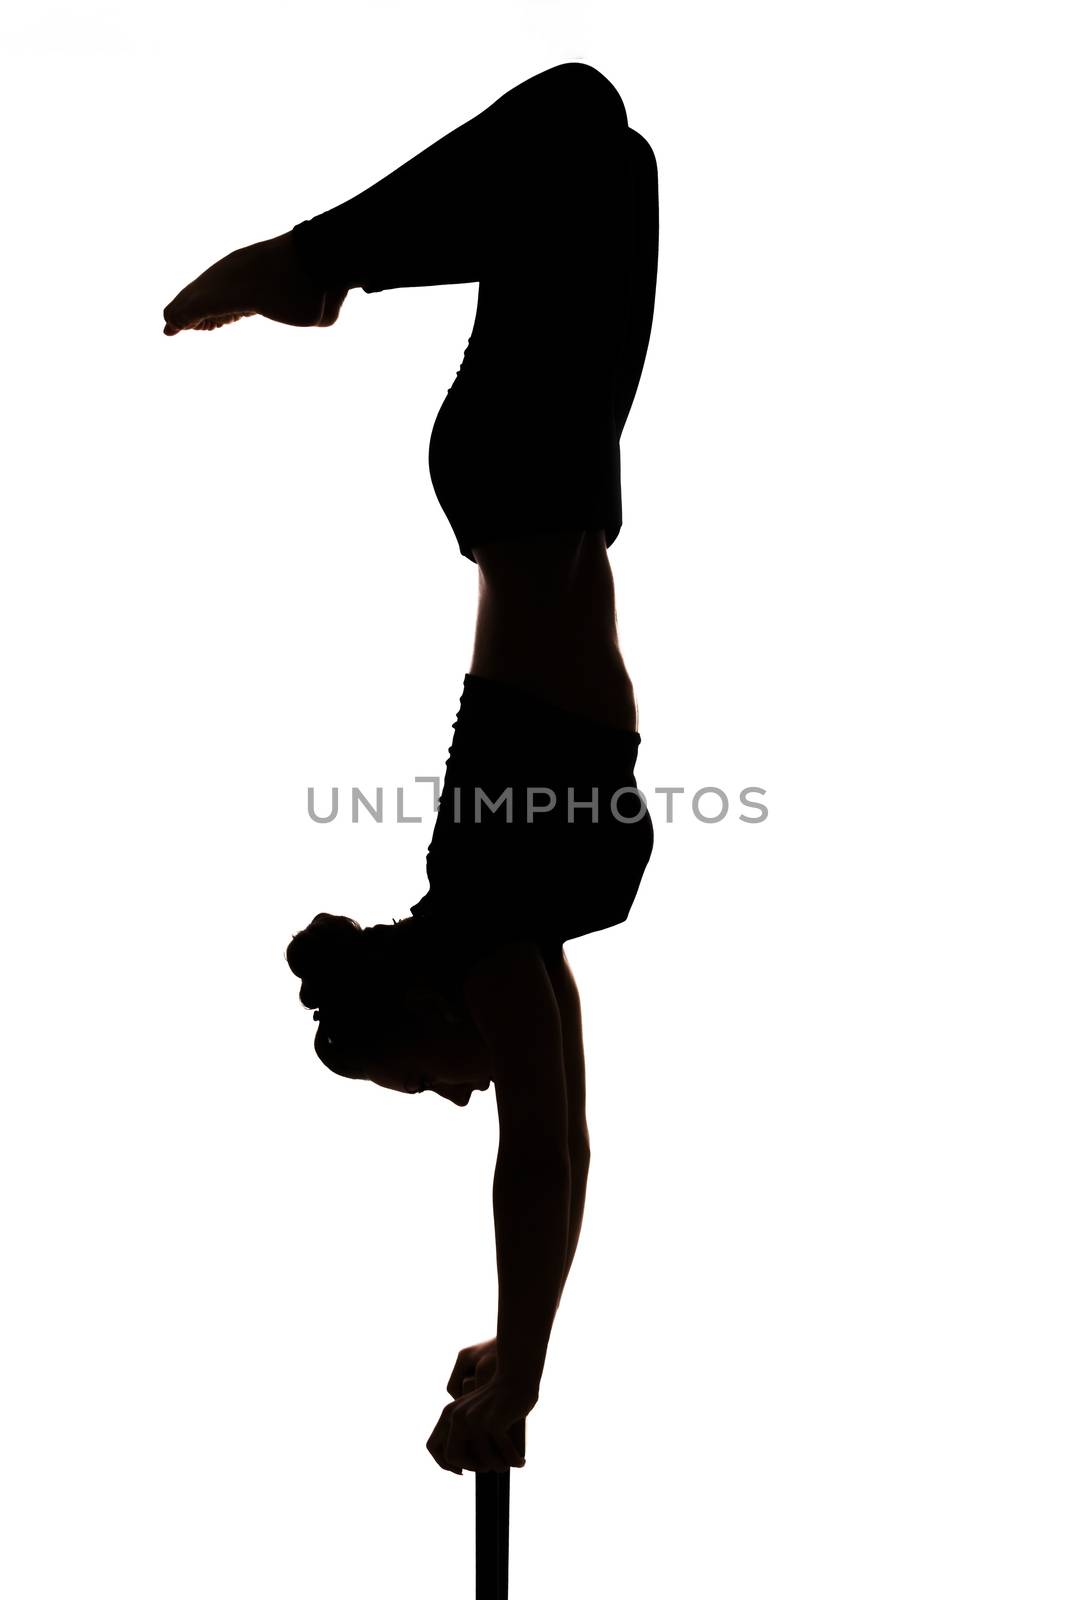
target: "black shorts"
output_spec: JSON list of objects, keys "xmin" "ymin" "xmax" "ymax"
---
[{"xmin": 409, "ymin": 674, "xmax": 654, "ymax": 975}]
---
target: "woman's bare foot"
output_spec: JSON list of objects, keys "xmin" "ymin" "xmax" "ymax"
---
[{"xmin": 162, "ymin": 232, "xmax": 348, "ymax": 336}]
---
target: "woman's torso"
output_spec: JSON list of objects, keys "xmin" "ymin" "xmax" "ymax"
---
[{"xmin": 469, "ymin": 528, "xmax": 638, "ymax": 729}]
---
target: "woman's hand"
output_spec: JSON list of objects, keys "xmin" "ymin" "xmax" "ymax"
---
[
  {"xmin": 426, "ymin": 1376, "xmax": 534, "ymax": 1475},
  {"xmin": 447, "ymin": 1338, "xmax": 499, "ymax": 1399}
]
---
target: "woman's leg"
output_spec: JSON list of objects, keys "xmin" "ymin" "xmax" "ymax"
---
[
  {"xmin": 428, "ymin": 123, "xmax": 659, "ymax": 552},
  {"xmin": 289, "ymin": 63, "xmax": 658, "ymax": 552},
  {"xmin": 290, "ymin": 62, "xmax": 629, "ymax": 294},
  {"xmin": 162, "ymin": 64, "xmax": 630, "ymax": 335}
]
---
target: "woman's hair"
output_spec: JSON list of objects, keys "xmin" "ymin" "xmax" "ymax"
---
[{"xmin": 285, "ymin": 912, "xmax": 434, "ymax": 1074}]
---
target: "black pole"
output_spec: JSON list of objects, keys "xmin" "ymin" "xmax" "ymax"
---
[
  {"xmin": 475, "ymin": 1469, "xmax": 509, "ymax": 1600},
  {"xmin": 475, "ymin": 1417, "xmax": 523, "ymax": 1598}
]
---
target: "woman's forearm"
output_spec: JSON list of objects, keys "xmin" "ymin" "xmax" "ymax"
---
[
  {"xmin": 558, "ymin": 1145, "xmax": 591, "ymax": 1308},
  {"xmin": 493, "ymin": 1147, "xmax": 571, "ymax": 1400}
]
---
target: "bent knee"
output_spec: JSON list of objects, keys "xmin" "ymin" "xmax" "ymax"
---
[
  {"xmin": 625, "ymin": 127, "xmax": 658, "ymax": 180},
  {"xmin": 539, "ymin": 62, "xmax": 628, "ymax": 135}
]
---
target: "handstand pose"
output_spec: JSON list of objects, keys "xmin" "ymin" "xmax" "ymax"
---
[{"xmin": 163, "ymin": 63, "xmax": 659, "ymax": 1476}]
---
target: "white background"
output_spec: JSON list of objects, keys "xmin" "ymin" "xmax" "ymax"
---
[{"xmin": 2, "ymin": 2, "xmax": 1064, "ymax": 1595}]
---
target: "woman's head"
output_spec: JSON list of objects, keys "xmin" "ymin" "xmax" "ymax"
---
[{"xmin": 285, "ymin": 912, "xmax": 491, "ymax": 1104}]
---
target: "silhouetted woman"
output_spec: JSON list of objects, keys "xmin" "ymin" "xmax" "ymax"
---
[{"xmin": 163, "ymin": 63, "xmax": 659, "ymax": 1476}]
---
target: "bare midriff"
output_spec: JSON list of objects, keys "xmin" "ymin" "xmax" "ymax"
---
[{"xmin": 469, "ymin": 529, "xmax": 638, "ymax": 731}]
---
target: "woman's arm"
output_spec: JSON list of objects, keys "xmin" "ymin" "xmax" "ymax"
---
[
  {"xmin": 547, "ymin": 953, "xmax": 592, "ymax": 1306},
  {"xmin": 547, "ymin": 951, "xmax": 590, "ymax": 1155},
  {"xmin": 463, "ymin": 942, "xmax": 572, "ymax": 1402},
  {"xmin": 557, "ymin": 1147, "xmax": 590, "ymax": 1310}
]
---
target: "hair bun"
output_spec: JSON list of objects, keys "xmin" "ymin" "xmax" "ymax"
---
[
  {"xmin": 286, "ymin": 914, "xmax": 426, "ymax": 1075},
  {"xmin": 286, "ymin": 912, "xmax": 363, "ymax": 1012}
]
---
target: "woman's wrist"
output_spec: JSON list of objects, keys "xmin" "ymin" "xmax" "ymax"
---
[{"xmin": 491, "ymin": 1371, "xmax": 540, "ymax": 1411}]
